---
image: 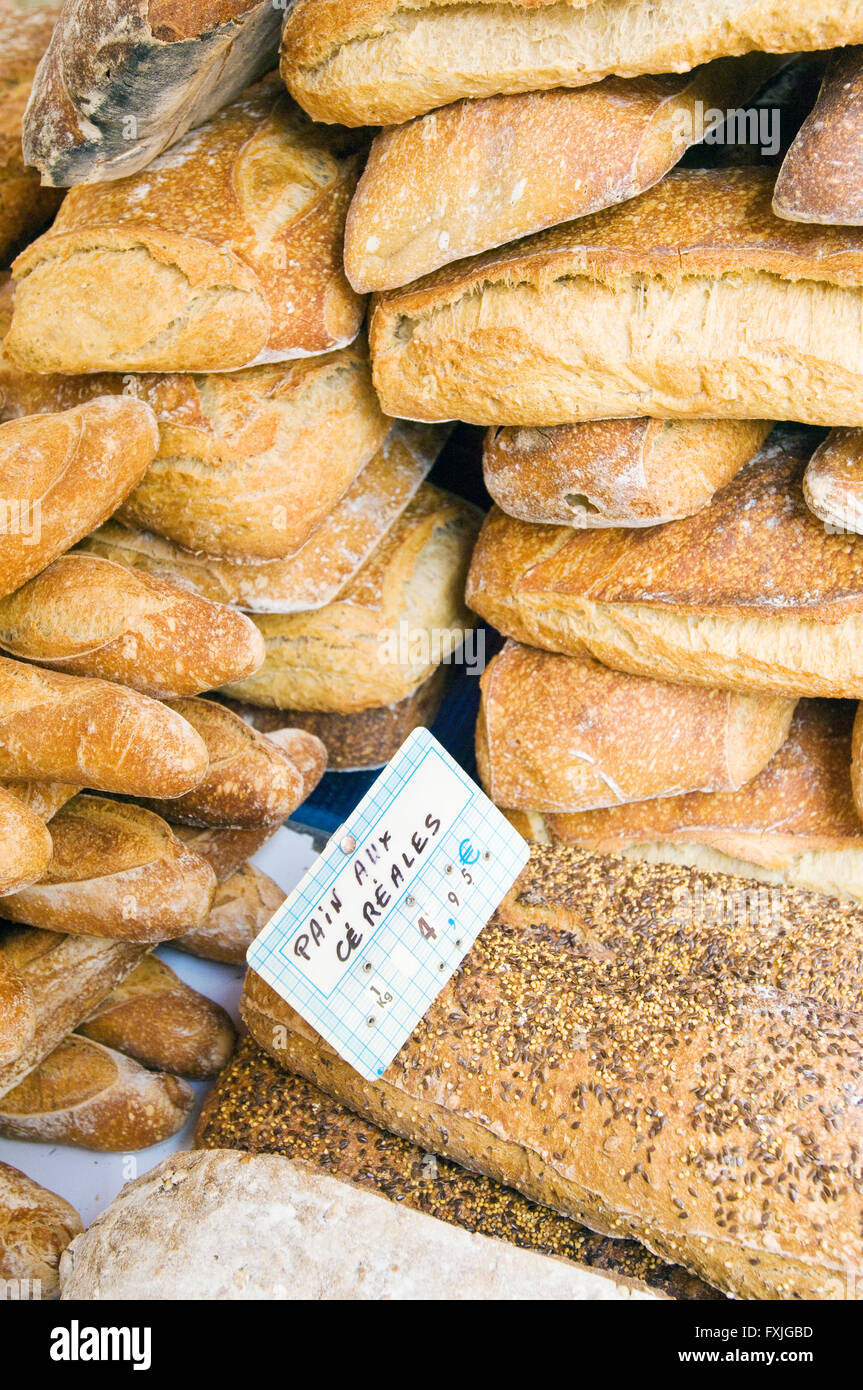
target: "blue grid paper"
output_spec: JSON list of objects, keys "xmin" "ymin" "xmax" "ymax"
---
[{"xmin": 248, "ymin": 728, "xmax": 529, "ymax": 1081}]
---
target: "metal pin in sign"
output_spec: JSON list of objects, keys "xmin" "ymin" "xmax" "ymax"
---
[{"xmin": 340, "ymin": 834, "xmax": 357, "ymax": 855}]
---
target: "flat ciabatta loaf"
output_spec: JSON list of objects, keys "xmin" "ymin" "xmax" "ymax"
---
[
  {"xmin": 477, "ymin": 642, "xmax": 795, "ymax": 813},
  {"xmin": 243, "ymin": 844, "xmax": 863, "ymax": 1300},
  {"xmin": 280, "ymin": 0, "xmax": 863, "ymax": 126},
  {"xmin": 484, "ymin": 418, "xmax": 771, "ymax": 526},
  {"xmin": 0, "ymin": 554, "xmax": 264, "ymax": 699},
  {"xmin": 0, "ymin": 396, "xmax": 158, "ymax": 600},
  {"xmin": 0, "ymin": 795, "xmax": 216, "ymax": 943},
  {"xmin": 773, "ymin": 47, "xmax": 863, "ymax": 225},
  {"xmin": 508, "ymin": 699, "xmax": 863, "ymax": 903},
  {"xmin": 220, "ymin": 486, "xmax": 482, "ymax": 714},
  {"xmin": 803, "ymin": 429, "xmax": 863, "ymax": 534},
  {"xmin": 369, "ymin": 168, "xmax": 863, "ymax": 427},
  {"xmin": 8, "ymin": 78, "xmax": 367, "ymax": 374},
  {"xmin": 345, "ymin": 56, "xmax": 777, "ymax": 291},
  {"xmin": 76, "ymin": 423, "xmax": 447, "ymax": 613},
  {"xmin": 23, "ymin": 0, "xmax": 282, "ymax": 186},
  {"xmin": 0, "ymin": 6, "xmax": 63, "ymax": 260},
  {"xmin": 467, "ymin": 430, "xmax": 863, "ymax": 699}
]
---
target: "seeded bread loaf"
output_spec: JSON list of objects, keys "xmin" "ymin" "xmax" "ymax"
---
[{"xmin": 243, "ymin": 843, "xmax": 863, "ymax": 1300}]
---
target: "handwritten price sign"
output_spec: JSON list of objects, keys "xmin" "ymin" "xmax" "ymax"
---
[{"xmin": 247, "ymin": 729, "xmax": 529, "ymax": 1080}]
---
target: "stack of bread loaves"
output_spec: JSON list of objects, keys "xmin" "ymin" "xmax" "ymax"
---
[{"xmin": 6, "ymin": 0, "xmax": 863, "ymax": 1302}]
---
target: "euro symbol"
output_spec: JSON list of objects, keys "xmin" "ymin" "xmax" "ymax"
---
[{"xmin": 459, "ymin": 839, "xmax": 480, "ymax": 867}]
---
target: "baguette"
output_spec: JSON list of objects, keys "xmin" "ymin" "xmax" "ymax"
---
[
  {"xmin": 243, "ymin": 844, "xmax": 863, "ymax": 1300},
  {"xmin": 484, "ymin": 418, "xmax": 772, "ymax": 527},
  {"xmin": 0, "ymin": 795, "xmax": 217, "ymax": 944},
  {"xmin": 477, "ymin": 642, "xmax": 795, "ymax": 814},
  {"xmin": 849, "ymin": 702, "xmax": 863, "ymax": 823},
  {"xmin": 0, "ymin": 927, "xmax": 147, "ymax": 1099},
  {"xmin": 135, "ymin": 698, "xmax": 327, "ymax": 828},
  {"xmin": 0, "ymin": 1161, "xmax": 82, "ymax": 1300},
  {"xmin": 195, "ymin": 1036, "xmax": 714, "ymax": 1300},
  {"xmin": 8, "ymin": 78, "xmax": 367, "ymax": 374},
  {"xmin": 345, "ymin": 56, "xmax": 778, "ymax": 291},
  {"xmin": 0, "ymin": 554, "xmax": 265, "ymax": 699},
  {"xmin": 0, "ymin": 5, "xmax": 63, "ymax": 260},
  {"xmin": 23, "ymin": 0, "xmax": 283, "ymax": 186},
  {"xmin": 220, "ymin": 486, "xmax": 482, "ymax": 714},
  {"xmin": 0, "ymin": 780, "xmax": 78, "ymax": 822},
  {"xmin": 803, "ymin": 429, "xmax": 863, "ymax": 535},
  {"xmin": 0, "ymin": 656, "xmax": 209, "ymax": 796},
  {"xmin": 223, "ymin": 665, "xmax": 450, "ymax": 770},
  {"xmin": 175, "ymin": 862, "xmax": 285, "ymax": 965},
  {"xmin": 467, "ymin": 430, "xmax": 863, "ymax": 699},
  {"xmin": 369, "ymin": 167, "xmax": 863, "ymax": 428},
  {"xmin": 78, "ymin": 955, "xmax": 234, "ymax": 1079},
  {"xmin": 773, "ymin": 47, "xmax": 863, "ymax": 225},
  {"xmin": 280, "ymin": 0, "xmax": 863, "ymax": 126},
  {"xmin": 174, "ymin": 825, "xmax": 280, "ymax": 885},
  {"xmin": 0, "ymin": 396, "xmax": 158, "ymax": 600},
  {"xmin": 0, "ymin": 784, "xmax": 52, "ymax": 897},
  {"xmin": 509, "ymin": 699, "xmax": 863, "ymax": 903},
  {"xmin": 0, "ymin": 950, "xmax": 34, "ymax": 1068},
  {"xmin": 0, "ymin": 1035, "xmax": 193, "ymax": 1151}
]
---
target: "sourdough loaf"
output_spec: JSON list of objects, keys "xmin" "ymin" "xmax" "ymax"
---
[
  {"xmin": 0, "ymin": 1161, "xmax": 82, "ymax": 1300},
  {"xmin": 369, "ymin": 168, "xmax": 863, "ymax": 427}
]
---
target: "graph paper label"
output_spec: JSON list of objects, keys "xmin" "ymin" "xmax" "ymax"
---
[{"xmin": 247, "ymin": 728, "xmax": 529, "ymax": 1081}]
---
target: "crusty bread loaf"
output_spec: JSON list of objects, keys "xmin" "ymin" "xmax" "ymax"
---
[
  {"xmin": 175, "ymin": 825, "xmax": 279, "ymax": 884},
  {"xmin": 0, "ymin": 1034, "xmax": 193, "ymax": 1150},
  {"xmin": 221, "ymin": 486, "xmax": 482, "ymax": 713},
  {"xmin": 508, "ymin": 699, "xmax": 863, "ymax": 904},
  {"xmin": 849, "ymin": 702, "xmax": 863, "ymax": 825},
  {"xmin": 0, "ymin": 656, "xmax": 209, "ymax": 796},
  {"xmin": 223, "ymin": 665, "xmax": 450, "ymax": 770},
  {"xmin": 0, "ymin": 396, "xmax": 158, "ymax": 600},
  {"xmin": 77, "ymin": 422, "xmax": 446, "ymax": 613},
  {"xmin": 175, "ymin": 862, "xmax": 285, "ymax": 965},
  {"xmin": 477, "ymin": 642, "xmax": 795, "ymax": 813},
  {"xmin": 0, "ymin": 1160, "xmax": 82, "ymax": 1300},
  {"xmin": 23, "ymin": 0, "xmax": 282, "ymax": 185},
  {"xmin": 773, "ymin": 46, "xmax": 863, "ymax": 225},
  {"xmin": 280, "ymin": 0, "xmax": 862, "ymax": 126},
  {"xmin": 0, "ymin": 778, "xmax": 78, "ymax": 823},
  {"xmin": 78, "ymin": 955, "xmax": 234, "ymax": 1079},
  {"xmin": 369, "ymin": 168, "xmax": 863, "ymax": 428},
  {"xmin": 8, "ymin": 77, "xmax": 367, "ymax": 374},
  {"xmin": 0, "ymin": 6, "xmax": 63, "ymax": 260},
  {"xmin": 484, "ymin": 418, "xmax": 772, "ymax": 527},
  {"xmin": 59, "ymin": 1148, "xmax": 656, "ymax": 1300},
  {"xmin": 243, "ymin": 843, "xmax": 863, "ymax": 1300},
  {"xmin": 0, "ymin": 554, "xmax": 265, "ymax": 698},
  {"xmin": 195, "ymin": 1036, "xmax": 715, "ymax": 1299},
  {"xmin": 136, "ymin": 698, "xmax": 326, "ymax": 828},
  {"xmin": 345, "ymin": 55, "xmax": 778, "ymax": 291},
  {"xmin": 803, "ymin": 429, "xmax": 863, "ymax": 535},
  {"xmin": 0, "ymin": 795, "xmax": 216, "ymax": 943},
  {"xmin": 0, "ymin": 948, "xmax": 34, "ymax": 1068},
  {"xmin": 0, "ymin": 927, "xmax": 147, "ymax": 1099},
  {"xmin": 0, "ymin": 785, "xmax": 52, "ymax": 898},
  {"xmin": 467, "ymin": 431, "xmax": 863, "ymax": 699}
]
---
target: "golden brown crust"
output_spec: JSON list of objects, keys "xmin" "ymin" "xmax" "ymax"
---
[
  {"xmin": 0, "ymin": 1159, "xmax": 82, "ymax": 1298},
  {"xmin": 0, "ymin": 786, "xmax": 53, "ymax": 900},
  {"xmin": 484, "ymin": 418, "xmax": 772, "ymax": 526},
  {"xmin": 243, "ymin": 842, "xmax": 863, "ymax": 1299},
  {"xmin": 174, "ymin": 824, "xmax": 278, "ymax": 883},
  {"xmin": 0, "ymin": 554, "xmax": 265, "ymax": 699},
  {"xmin": 774, "ymin": 47, "xmax": 863, "ymax": 226},
  {"xmin": 0, "ymin": 656, "xmax": 209, "ymax": 797},
  {"xmin": 0, "ymin": 1034, "xmax": 194, "ymax": 1150},
  {"xmin": 0, "ymin": 949, "xmax": 34, "ymax": 1069},
  {"xmin": 0, "ymin": 795, "xmax": 217, "ymax": 943},
  {"xmin": 0, "ymin": 6, "xmax": 63, "ymax": 260},
  {"xmin": 803, "ymin": 429, "xmax": 863, "ymax": 534},
  {"xmin": 477, "ymin": 642, "xmax": 795, "ymax": 812},
  {"xmin": 135, "ymin": 697, "xmax": 325, "ymax": 828},
  {"xmin": 174, "ymin": 862, "xmax": 285, "ymax": 964},
  {"xmin": 78, "ymin": 954, "xmax": 235, "ymax": 1079},
  {"xmin": 10, "ymin": 79, "xmax": 367, "ymax": 372},
  {"xmin": 0, "ymin": 397, "xmax": 159, "ymax": 601},
  {"xmin": 0, "ymin": 780, "xmax": 81, "ymax": 824}
]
